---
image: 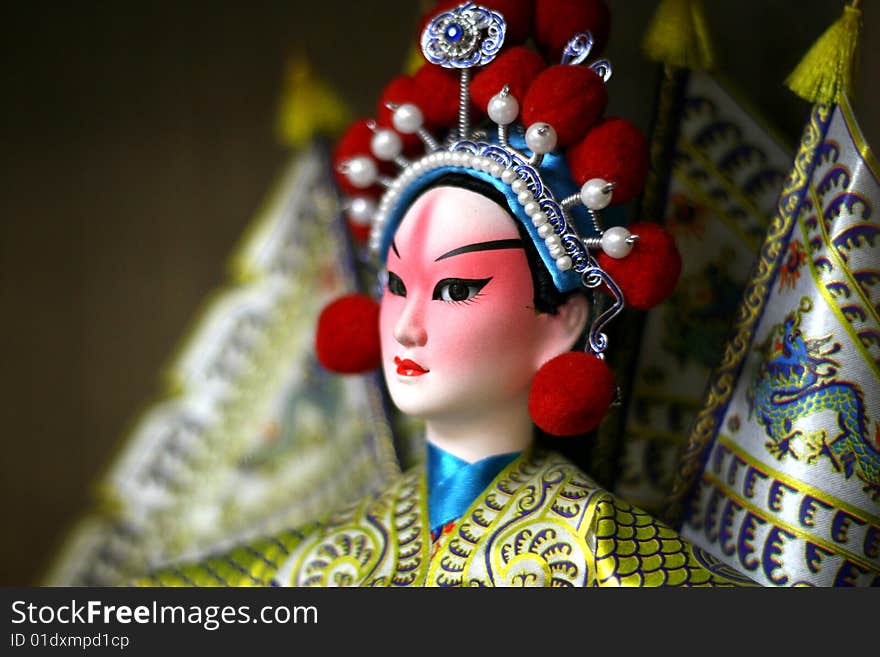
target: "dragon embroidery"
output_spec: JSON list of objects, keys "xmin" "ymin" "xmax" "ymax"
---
[{"xmin": 747, "ymin": 297, "xmax": 880, "ymax": 499}]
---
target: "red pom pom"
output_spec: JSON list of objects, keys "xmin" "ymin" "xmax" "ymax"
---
[
  {"xmin": 534, "ymin": 0, "xmax": 610, "ymax": 61},
  {"xmin": 376, "ymin": 75, "xmax": 418, "ymax": 126},
  {"xmin": 481, "ymin": 0, "xmax": 535, "ymax": 44},
  {"xmin": 346, "ymin": 219, "xmax": 371, "ymax": 245},
  {"xmin": 374, "ymin": 76, "xmax": 423, "ymax": 155},
  {"xmin": 315, "ymin": 294, "xmax": 382, "ymax": 373},
  {"xmin": 521, "ymin": 65, "xmax": 607, "ymax": 147},
  {"xmin": 529, "ymin": 352, "xmax": 615, "ymax": 435},
  {"xmin": 471, "ymin": 46, "xmax": 546, "ymax": 113},
  {"xmin": 598, "ymin": 223, "xmax": 682, "ymax": 310},
  {"xmin": 332, "ymin": 119, "xmax": 387, "ymax": 197},
  {"xmin": 412, "ymin": 64, "xmax": 464, "ymax": 128},
  {"xmin": 419, "ymin": 0, "xmax": 535, "ymax": 46},
  {"xmin": 567, "ymin": 118, "xmax": 648, "ymax": 204}
]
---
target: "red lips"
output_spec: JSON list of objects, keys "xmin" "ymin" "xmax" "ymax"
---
[{"xmin": 394, "ymin": 356, "xmax": 429, "ymax": 376}]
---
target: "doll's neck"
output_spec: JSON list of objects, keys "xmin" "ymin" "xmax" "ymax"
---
[{"xmin": 423, "ymin": 394, "xmax": 534, "ymax": 463}]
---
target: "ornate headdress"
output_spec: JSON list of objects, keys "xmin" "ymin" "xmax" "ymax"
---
[{"xmin": 317, "ymin": 0, "xmax": 682, "ymax": 436}]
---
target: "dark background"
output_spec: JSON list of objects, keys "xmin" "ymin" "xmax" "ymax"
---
[{"xmin": 3, "ymin": 1, "xmax": 878, "ymax": 585}]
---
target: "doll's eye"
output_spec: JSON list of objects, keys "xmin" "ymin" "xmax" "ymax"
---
[
  {"xmin": 387, "ymin": 271, "xmax": 407, "ymax": 297},
  {"xmin": 432, "ymin": 277, "xmax": 492, "ymax": 302}
]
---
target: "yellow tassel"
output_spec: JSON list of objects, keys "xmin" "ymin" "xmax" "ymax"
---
[
  {"xmin": 275, "ymin": 55, "xmax": 352, "ymax": 149},
  {"xmin": 642, "ymin": 0, "xmax": 715, "ymax": 70},
  {"xmin": 785, "ymin": 3, "xmax": 862, "ymax": 105},
  {"xmin": 404, "ymin": 45, "xmax": 424, "ymax": 76}
]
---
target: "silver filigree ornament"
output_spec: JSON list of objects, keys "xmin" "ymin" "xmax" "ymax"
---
[
  {"xmin": 561, "ymin": 32, "xmax": 612, "ymax": 82},
  {"xmin": 421, "ymin": 1, "xmax": 506, "ymax": 69}
]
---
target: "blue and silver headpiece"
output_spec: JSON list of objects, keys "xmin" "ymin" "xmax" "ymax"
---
[{"xmin": 338, "ymin": 2, "xmax": 640, "ymax": 357}]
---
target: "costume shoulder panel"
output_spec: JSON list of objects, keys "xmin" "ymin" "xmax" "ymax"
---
[
  {"xmin": 137, "ymin": 468, "xmax": 429, "ymax": 587},
  {"xmin": 589, "ymin": 495, "xmax": 758, "ymax": 587},
  {"xmin": 135, "ymin": 525, "xmax": 320, "ymax": 587}
]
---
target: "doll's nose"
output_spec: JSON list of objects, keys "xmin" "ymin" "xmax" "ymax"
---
[{"xmin": 393, "ymin": 299, "xmax": 427, "ymax": 347}]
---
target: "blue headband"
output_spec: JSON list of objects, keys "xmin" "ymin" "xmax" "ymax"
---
[{"xmin": 371, "ymin": 131, "xmax": 624, "ymax": 294}]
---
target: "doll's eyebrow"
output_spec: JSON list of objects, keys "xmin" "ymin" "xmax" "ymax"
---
[
  {"xmin": 435, "ymin": 239, "xmax": 523, "ymax": 261},
  {"xmin": 391, "ymin": 240, "xmax": 400, "ymax": 258}
]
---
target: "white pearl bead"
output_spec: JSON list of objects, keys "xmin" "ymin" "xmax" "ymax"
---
[
  {"xmin": 487, "ymin": 92, "xmax": 519, "ymax": 125},
  {"xmin": 392, "ymin": 103, "xmax": 424, "ymax": 134},
  {"xmin": 500, "ymin": 169, "xmax": 516, "ymax": 184},
  {"xmin": 556, "ymin": 256, "xmax": 573, "ymax": 271},
  {"xmin": 580, "ymin": 178, "xmax": 614, "ymax": 210},
  {"xmin": 517, "ymin": 190, "xmax": 533, "ymax": 205},
  {"xmin": 490, "ymin": 163, "xmax": 503, "ymax": 177},
  {"xmin": 511, "ymin": 179, "xmax": 526, "ymax": 194},
  {"xmin": 548, "ymin": 243, "xmax": 564, "ymax": 258},
  {"xmin": 370, "ymin": 129, "xmax": 402, "ymax": 161},
  {"xmin": 537, "ymin": 223, "xmax": 554, "ymax": 239},
  {"xmin": 348, "ymin": 197, "xmax": 376, "ymax": 225},
  {"xmin": 531, "ymin": 212, "xmax": 547, "ymax": 227},
  {"xmin": 525, "ymin": 122, "xmax": 558, "ymax": 154},
  {"xmin": 524, "ymin": 201, "xmax": 540, "ymax": 217},
  {"xmin": 345, "ymin": 156, "xmax": 378, "ymax": 188},
  {"xmin": 600, "ymin": 226, "xmax": 634, "ymax": 259}
]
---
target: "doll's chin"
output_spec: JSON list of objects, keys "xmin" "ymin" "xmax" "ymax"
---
[
  {"xmin": 386, "ymin": 389, "xmax": 432, "ymax": 417},
  {"xmin": 386, "ymin": 385, "xmax": 456, "ymax": 420}
]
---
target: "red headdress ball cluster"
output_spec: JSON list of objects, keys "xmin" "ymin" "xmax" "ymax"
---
[
  {"xmin": 332, "ymin": 120, "xmax": 395, "ymax": 244},
  {"xmin": 567, "ymin": 117, "xmax": 649, "ymax": 205},
  {"xmin": 411, "ymin": 65, "xmax": 464, "ymax": 127},
  {"xmin": 534, "ymin": 0, "xmax": 611, "ymax": 60},
  {"xmin": 332, "ymin": 119, "xmax": 389, "ymax": 199},
  {"xmin": 521, "ymin": 64, "xmax": 608, "ymax": 147},
  {"xmin": 374, "ymin": 76, "xmax": 423, "ymax": 154},
  {"xmin": 471, "ymin": 46, "xmax": 546, "ymax": 113},
  {"xmin": 375, "ymin": 69, "xmax": 464, "ymax": 132},
  {"xmin": 598, "ymin": 222, "xmax": 683, "ymax": 311}
]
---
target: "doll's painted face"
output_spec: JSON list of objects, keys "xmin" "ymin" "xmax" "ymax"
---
[{"xmin": 380, "ymin": 185, "xmax": 557, "ymax": 422}]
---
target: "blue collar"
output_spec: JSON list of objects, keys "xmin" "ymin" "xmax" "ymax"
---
[{"xmin": 426, "ymin": 442, "xmax": 521, "ymax": 534}]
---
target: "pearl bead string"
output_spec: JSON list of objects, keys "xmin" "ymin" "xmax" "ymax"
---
[
  {"xmin": 349, "ymin": 89, "xmax": 637, "ymax": 273},
  {"xmin": 369, "ymin": 146, "xmax": 580, "ymax": 272}
]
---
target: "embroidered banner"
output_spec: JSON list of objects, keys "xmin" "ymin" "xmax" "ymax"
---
[
  {"xmin": 670, "ymin": 98, "xmax": 880, "ymax": 586},
  {"xmin": 45, "ymin": 145, "xmax": 401, "ymax": 585},
  {"xmin": 611, "ymin": 72, "xmax": 792, "ymax": 513}
]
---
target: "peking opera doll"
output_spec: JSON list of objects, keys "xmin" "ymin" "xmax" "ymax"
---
[{"xmin": 139, "ymin": 1, "xmax": 756, "ymax": 587}]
